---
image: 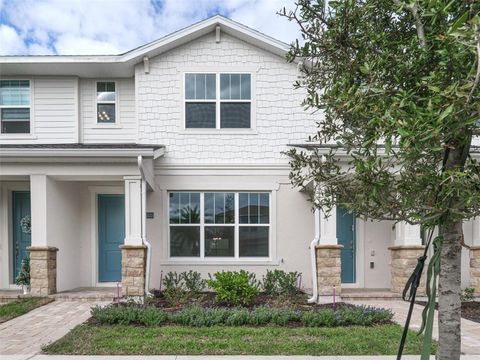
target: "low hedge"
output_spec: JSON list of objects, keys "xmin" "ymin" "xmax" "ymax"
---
[{"xmin": 91, "ymin": 304, "xmax": 393, "ymax": 327}]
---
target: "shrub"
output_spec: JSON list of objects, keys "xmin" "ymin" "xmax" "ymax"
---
[
  {"xmin": 262, "ymin": 269, "xmax": 300, "ymax": 296},
  {"xmin": 207, "ymin": 270, "xmax": 260, "ymax": 306},
  {"xmin": 461, "ymin": 287, "xmax": 475, "ymax": 302},
  {"xmin": 182, "ymin": 270, "xmax": 206, "ymax": 294},
  {"xmin": 139, "ymin": 306, "xmax": 167, "ymax": 326},
  {"xmin": 172, "ymin": 306, "xmax": 229, "ymax": 327},
  {"xmin": 162, "ymin": 271, "xmax": 187, "ymax": 306},
  {"xmin": 225, "ymin": 307, "xmax": 250, "ymax": 326},
  {"xmin": 91, "ymin": 304, "xmax": 142, "ymax": 325},
  {"xmin": 15, "ymin": 258, "xmax": 30, "ymax": 286},
  {"xmin": 249, "ymin": 305, "xmax": 273, "ymax": 325},
  {"xmin": 302, "ymin": 309, "xmax": 337, "ymax": 327}
]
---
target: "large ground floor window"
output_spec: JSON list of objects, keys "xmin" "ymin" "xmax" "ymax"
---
[{"xmin": 168, "ymin": 191, "xmax": 270, "ymax": 259}]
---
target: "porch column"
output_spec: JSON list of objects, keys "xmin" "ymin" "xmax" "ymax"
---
[
  {"xmin": 120, "ymin": 176, "xmax": 146, "ymax": 297},
  {"xmin": 389, "ymin": 222, "xmax": 425, "ymax": 294},
  {"xmin": 470, "ymin": 217, "xmax": 480, "ymax": 295},
  {"xmin": 28, "ymin": 175, "xmax": 58, "ymax": 295},
  {"xmin": 315, "ymin": 206, "xmax": 342, "ymax": 302}
]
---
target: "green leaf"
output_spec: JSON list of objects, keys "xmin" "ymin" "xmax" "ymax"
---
[
  {"xmin": 448, "ymin": 11, "xmax": 469, "ymax": 35},
  {"xmin": 437, "ymin": 104, "xmax": 454, "ymax": 122}
]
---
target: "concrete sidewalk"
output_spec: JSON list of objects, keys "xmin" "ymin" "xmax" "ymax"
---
[{"xmin": 3, "ymin": 355, "xmax": 480, "ymax": 360}]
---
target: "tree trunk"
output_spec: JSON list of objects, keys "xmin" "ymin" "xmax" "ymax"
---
[{"xmin": 437, "ymin": 220, "xmax": 463, "ymax": 360}]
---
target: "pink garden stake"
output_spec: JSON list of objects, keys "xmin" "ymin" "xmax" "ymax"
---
[{"xmin": 333, "ymin": 285, "xmax": 336, "ymax": 307}]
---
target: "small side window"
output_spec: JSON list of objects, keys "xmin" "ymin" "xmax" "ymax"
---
[
  {"xmin": 96, "ymin": 81, "xmax": 116, "ymax": 123},
  {"xmin": 0, "ymin": 80, "xmax": 31, "ymax": 134}
]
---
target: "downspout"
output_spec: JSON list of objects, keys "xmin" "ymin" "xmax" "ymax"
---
[
  {"xmin": 138, "ymin": 155, "xmax": 152, "ymax": 297},
  {"xmin": 308, "ymin": 207, "xmax": 320, "ymax": 303}
]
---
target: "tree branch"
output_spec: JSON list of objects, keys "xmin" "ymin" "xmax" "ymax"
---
[
  {"xmin": 394, "ymin": 0, "xmax": 427, "ymax": 49},
  {"xmin": 467, "ymin": 36, "xmax": 480, "ymax": 104}
]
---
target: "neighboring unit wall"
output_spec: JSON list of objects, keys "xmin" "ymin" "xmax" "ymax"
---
[
  {"xmin": 0, "ymin": 77, "xmax": 78, "ymax": 144},
  {"xmin": 136, "ymin": 31, "xmax": 318, "ymax": 165},
  {"xmin": 80, "ymin": 78, "xmax": 137, "ymax": 143},
  {"xmin": 362, "ymin": 220, "xmax": 393, "ymax": 289}
]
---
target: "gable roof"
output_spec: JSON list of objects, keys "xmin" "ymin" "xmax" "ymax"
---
[{"xmin": 0, "ymin": 15, "xmax": 292, "ymax": 77}]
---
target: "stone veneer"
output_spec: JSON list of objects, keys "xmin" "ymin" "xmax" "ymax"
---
[
  {"xmin": 389, "ymin": 245, "xmax": 426, "ymax": 295},
  {"xmin": 120, "ymin": 245, "xmax": 146, "ymax": 297},
  {"xmin": 316, "ymin": 245, "xmax": 342, "ymax": 297},
  {"xmin": 28, "ymin": 246, "xmax": 58, "ymax": 295},
  {"xmin": 471, "ymin": 246, "xmax": 480, "ymax": 295}
]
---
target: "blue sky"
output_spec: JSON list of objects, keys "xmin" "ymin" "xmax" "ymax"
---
[{"xmin": 0, "ymin": 0, "xmax": 299, "ymax": 55}]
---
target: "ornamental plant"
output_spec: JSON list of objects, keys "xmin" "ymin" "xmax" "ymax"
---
[
  {"xmin": 262, "ymin": 269, "xmax": 300, "ymax": 296},
  {"xmin": 207, "ymin": 270, "xmax": 260, "ymax": 306},
  {"xmin": 15, "ymin": 257, "xmax": 30, "ymax": 286},
  {"xmin": 280, "ymin": 1, "xmax": 480, "ymax": 359}
]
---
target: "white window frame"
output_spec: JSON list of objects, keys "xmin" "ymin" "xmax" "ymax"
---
[
  {"xmin": 167, "ymin": 191, "xmax": 271, "ymax": 262},
  {"xmin": 182, "ymin": 71, "xmax": 256, "ymax": 134},
  {"xmin": 94, "ymin": 80, "xmax": 119, "ymax": 126},
  {"xmin": 0, "ymin": 79, "xmax": 34, "ymax": 138}
]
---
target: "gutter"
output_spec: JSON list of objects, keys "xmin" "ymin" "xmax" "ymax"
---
[
  {"xmin": 137, "ymin": 155, "xmax": 153, "ymax": 297},
  {"xmin": 308, "ymin": 208, "xmax": 320, "ymax": 304}
]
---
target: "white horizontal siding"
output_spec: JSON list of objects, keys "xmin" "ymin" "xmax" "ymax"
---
[
  {"xmin": 0, "ymin": 77, "xmax": 78, "ymax": 144},
  {"xmin": 80, "ymin": 78, "xmax": 137, "ymax": 143}
]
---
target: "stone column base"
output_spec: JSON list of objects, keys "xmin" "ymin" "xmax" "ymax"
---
[
  {"xmin": 470, "ymin": 246, "xmax": 480, "ymax": 295},
  {"xmin": 120, "ymin": 245, "xmax": 146, "ymax": 297},
  {"xmin": 28, "ymin": 246, "xmax": 58, "ymax": 295},
  {"xmin": 389, "ymin": 245, "xmax": 426, "ymax": 295},
  {"xmin": 315, "ymin": 244, "xmax": 342, "ymax": 300}
]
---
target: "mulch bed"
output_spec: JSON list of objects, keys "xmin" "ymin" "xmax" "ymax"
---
[
  {"xmin": 147, "ymin": 290, "xmax": 355, "ymax": 312},
  {"xmin": 415, "ymin": 301, "xmax": 480, "ymax": 323}
]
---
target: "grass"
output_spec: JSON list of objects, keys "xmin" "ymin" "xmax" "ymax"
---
[
  {"xmin": 43, "ymin": 323, "xmax": 434, "ymax": 355},
  {"xmin": 0, "ymin": 297, "xmax": 53, "ymax": 323}
]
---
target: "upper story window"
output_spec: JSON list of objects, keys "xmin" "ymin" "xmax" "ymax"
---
[
  {"xmin": 169, "ymin": 191, "xmax": 270, "ymax": 259},
  {"xmin": 0, "ymin": 80, "xmax": 31, "ymax": 134},
  {"xmin": 96, "ymin": 81, "xmax": 116, "ymax": 123},
  {"xmin": 184, "ymin": 73, "xmax": 252, "ymax": 129}
]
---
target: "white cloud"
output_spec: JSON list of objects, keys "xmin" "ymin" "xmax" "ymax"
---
[
  {"xmin": 0, "ymin": 24, "xmax": 27, "ymax": 54},
  {"xmin": 0, "ymin": 0, "xmax": 300, "ymax": 55}
]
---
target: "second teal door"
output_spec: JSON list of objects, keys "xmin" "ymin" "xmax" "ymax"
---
[
  {"xmin": 337, "ymin": 207, "xmax": 356, "ymax": 283},
  {"xmin": 98, "ymin": 194, "xmax": 125, "ymax": 282}
]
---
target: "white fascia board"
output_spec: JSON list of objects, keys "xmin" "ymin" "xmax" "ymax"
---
[{"xmin": 0, "ymin": 148, "xmax": 163, "ymax": 159}]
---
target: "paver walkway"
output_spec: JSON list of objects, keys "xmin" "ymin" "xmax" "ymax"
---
[
  {"xmin": 348, "ymin": 300, "xmax": 480, "ymax": 355},
  {"xmin": 0, "ymin": 300, "xmax": 109, "ymax": 356}
]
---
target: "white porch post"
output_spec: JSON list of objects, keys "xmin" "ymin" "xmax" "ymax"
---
[
  {"xmin": 470, "ymin": 217, "xmax": 480, "ymax": 294},
  {"xmin": 389, "ymin": 221, "xmax": 425, "ymax": 294},
  {"xmin": 315, "ymin": 205, "xmax": 342, "ymax": 303},
  {"xmin": 124, "ymin": 176, "xmax": 143, "ymax": 246},
  {"xmin": 28, "ymin": 175, "xmax": 58, "ymax": 295},
  {"xmin": 120, "ymin": 176, "xmax": 146, "ymax": 297},
  {"xmin": 319, "ymin": 206, "xmax": 338, "ymax": 245}
]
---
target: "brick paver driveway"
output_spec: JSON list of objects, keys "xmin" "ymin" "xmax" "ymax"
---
[
  {"xmin": 348, "ymin": 300, "xmax": 480, "ymax": 355},
  {"xmin": 0, "ymin": 300, "xmax": 109, "ymax": 356}
]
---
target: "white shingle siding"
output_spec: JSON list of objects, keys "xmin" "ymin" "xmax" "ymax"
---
[
  {"xmin": 80, "ymin": 78, "xmax": 137, "ymax": 143},
  {"xmin": 136, "ymin": 31, "xmax": 318, "ymax": 164}
]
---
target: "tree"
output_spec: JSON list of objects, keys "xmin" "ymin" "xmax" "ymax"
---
[{"xmin": 280, "ymin": 1, "xmax": 480, "ymax": 359}]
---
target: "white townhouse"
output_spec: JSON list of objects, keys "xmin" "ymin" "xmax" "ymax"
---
[{"xmin": 0, "ymin": 16, "xmax": 479, "ymax": 301}]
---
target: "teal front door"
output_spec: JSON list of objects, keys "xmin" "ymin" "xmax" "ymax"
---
[
  {"xmin": 337, "ymin": 207, "xmax": 356, "ymax": 283},
  {"xmin": 98, "ymin": 194, "xmax": 125, "ymax": 282},
  {"xmin": 12, "ymin": 191, "xmax": 31, "ymax": 281}
]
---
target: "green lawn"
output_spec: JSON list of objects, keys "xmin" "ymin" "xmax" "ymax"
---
[
  {"xmin": 43, "ymin": 324, "xmax": 433, "ymax": 355},
  {"xmin": 0, "ymin": 297, "xmax": 53, "ymax": 323}
]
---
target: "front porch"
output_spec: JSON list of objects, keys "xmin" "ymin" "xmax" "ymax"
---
[
  {"xmin": 0, "ymin": 144, "xmax": 163, "ymax": 297},
  {"xmin": 310, "ymin": 205, "xmax": 480, "ymax": 302}
]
